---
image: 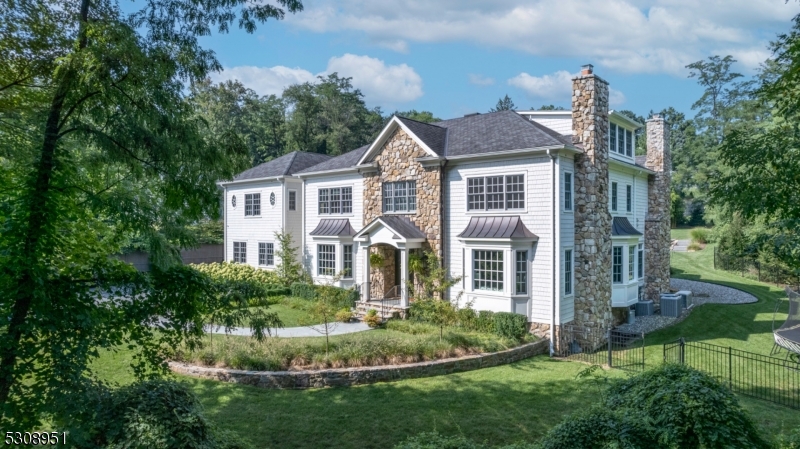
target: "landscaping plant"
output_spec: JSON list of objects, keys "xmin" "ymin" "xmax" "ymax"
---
[
  {"xmin": 492, "ymin": 312, "xmax": 528, "ymax": 341},
  {"xmin": 364, "ymin": 309, "xmax": 381, "ymax": 328},
  {"xmin": 274, "ymin": 229, "xmax": 305, "ymax": 287}
]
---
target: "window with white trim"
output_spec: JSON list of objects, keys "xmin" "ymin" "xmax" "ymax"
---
[
  {"xmin": 515, "ymin": 250, "xmax": 528, "ymax": 295},
  {"xmin": 610, "ymin": 123, "xmax": 618, "ymax": 153},
  {"xmin": 244, "ymin": 193, "xmax": 260, "ymax": 216},
  {"xmin": 609, "ymin": 123, "xmax": 634, "ymax": 157},
  {"xmin": 625, "ymin": 129, "xmax": 633, "ymax": 156},
  {"xmin": 233, "ymin": 242, "xmax": 247, "ymax": 263},
  {"xmin": 466, "ymin": 175, "xmax": 525, "ymax": 211},
  {"xmin": 637, "ymin": 243, "xmax": 644, "ymax": 279},
  {"xmin": 626, "ymin": 185, "xmax": 632, "ymax": 212},
  {"xmin": 343, "ymin": 244, "xmax": 353, "ymax": 279},
  {"xmin": 288, "ymin": 191, "xmax": 296, "ymax": 211},
  {"xmin": 318, "ymin": 187, "xmax": 352, "ymax": 215},
  {"xmin": 612, "ymin": 246, "xmax": 623, "ymax": 283},
  {"xmin": 383, "ymin": 181, "xmax": 416, "ymax": 213},
  {"xmin": 473, "ymin": 250, "xmax": 504, "ymax": 291},
  {"xmin": 628, "ymin": 245, "xmax": 635, "ymax": 280},
  {"xmin": 564, "ymin": 249, "xmax": 573, "ymax": 295},
  {"xmin": 259, "ymin": 242, "xmax": 274, "ymax": 266},
  {"xmin": 564, "ymin": 172, "xmax": 573, "ymax": 211},
  {"xmin": 611, "ymin": 182, "xmax": 618, "ymax": 211},
  {"xmin": 317, "ymin": 244, "xmax": 336, "ymax": 276}
]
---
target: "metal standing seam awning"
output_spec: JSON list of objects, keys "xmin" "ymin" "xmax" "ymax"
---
[
  {"xmin": 457, "ymin": 216, "xmax": 538, "ymax": 240},
  {"xmin": 611, "ymin": 216, "xmax": 642, "ymax": 237},
  {"xmin": 309, "ymin": 219, "xmax": 357, "ymax": 237}
]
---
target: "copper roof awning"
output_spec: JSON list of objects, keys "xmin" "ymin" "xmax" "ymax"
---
[
  {"xmin": 309, "ymin": 219, "xmax": 357, "ymax": 237},
  {"xmin": 611, "ymin": 216, "xmax": 642, "ymax": 236},
  {"xmin": 457, "ymin": 216, "xmax": 538, "ymax": 240}
]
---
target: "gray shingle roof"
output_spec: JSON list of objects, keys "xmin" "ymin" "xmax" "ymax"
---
[
  {"xmin": 457, "ymin": 216, "xmax": 538, "ymax": 239},
  {"xmin": 611, "ymin": 217, "xmax": 642, "ymax": 236},
  {"xmin": 295, "ymin": 145, "xmax": 370, "ymax": 174},
  {"xmin": 309, "ymin": 219, "xmax": 357, "ymax": 237},
  {"xmin": 396, "ymin": 116, "xmax": 447, "ymax": 156},
  {"xmin": 634, "ymin": 155, "xmax": 648, "ymax": 169},
  {"xmin": 357, "ymin": 216, "xmax": 426, "ymax": 240},
  {"xmin": 431, "ymin": 110, "xmax": 572, "ymax": 157},
  {"xmin": 234, "ymin": 151, "xmax": 333, "ymax": 181}
]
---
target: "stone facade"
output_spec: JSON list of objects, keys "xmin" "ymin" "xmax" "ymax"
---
[
  {"xmin": 169, "ymin": 339, "xmax": 548, "ymax": 389},
  {"xmin": 644, "ymin": 115, "xmax": 672, "ymax": 303},
  {"xmin": 369, "ymin": 244, "xmax": 397, "ymax": 299},
  {"xmin": 363, "ymin": 127, "xmax": 443, "ymax": 256},
  {"xmin": 571, "ymin": 69, "xmax": 613, "ymax": 331}
]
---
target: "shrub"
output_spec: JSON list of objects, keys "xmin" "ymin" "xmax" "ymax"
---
[
  {"xmin": 538, "ymin": 407, "xmax": 657, "ymax": 449},
  {"xmin": 456, "ymin": 306, "xmax": 478, "ymax": 330},
  {"xmin": 604, "ymin": 364, "xmax": 770, "ymax": 448},
  {"xmin": 290, "ymin": 282, "xmax": 317, "ymax": 300},
  {"xmin": 335, "ymin": 307, "xmax": 353, "ymax": 323},
  {"xmin": 777, "ymin": 427, "xmax": 800, "ymax": 449},
  {"xmin": 364, "ymin": 309, "xmax": 381, "ymax": 328},
  {"xmin": 190, "ymin": 262, "xmax": 279, "ymax": 287},
  {"xmin": 493, "ymin": 312, "xmax": 528, "ymax": 340},
  {"xmin": 394, "ymin": 431, "xmax": 491, "ymax": 449},
  {"xmin": 690, "ymin": 228, "xmax": 710, "ymax": 244},
  {"xmin": 687, "ymin": 242, "xmax": 703, "ymax": 251},
  {"xmin": 476, "ymin": 310, "xmax": 496, "ymax": 333}
]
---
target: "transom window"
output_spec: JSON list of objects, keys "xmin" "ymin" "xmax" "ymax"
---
[
  {"xmin": 343, "ymin": 244, "xmax": 353, "ymax": 279},
  {"xmin": 612, "ymin": 246, "xmax": 623, "ymax": 283},
  {"xmin": 245, "ymin": 193, "xmax": 260, "ymax": 216},
  {"xmin": 259, "ymin": 242, "xmax": 274, "ymax": 266},
  {"xmin": 289, "ymin": 191, "xmax": 296, "ymax": 211},
  {"xmin": 628, "ymin": 245, "xmax": 635, "ymax": 280},
  {"xmin": 233, "ymin": 242, "xmax": 247, "ymax": 263},
  {"xmin": 318, "ymin": 187, "xmax": 352, "ymax": 215},
  {"xmin": 473, "ymin": 250, "xmax": 504, "ymax": 291},
  {"xmin": 564, "ymin": 249, "xmax": 573, "ymax": 295},
  {"xmin": 564, "ymin": 172, "xmax": 573, "ymax": 211},
  {"xmin": 609, "ymin": 123, "xmax": 633, "ymax": 157},
  {"xmin": 467, "ymin": 175, "xmax": 525, "ymax": 211},
  {"xmin": 611, "ymin": 182, "xmax": 618, "ymax": 211},
  {"xmin": 383, "ymin": 181, "xmax": 417, "ymax": 213},
  {"xmin": 515, "ymin": 250, "xmax": 528, "ymax": 295},
  {"xmin": 626, "ymin": 185, "xmax": 632, "ymax": 212},
  {"xmin": 317, "ymin": 244, "xmax": 336, "ymax": 276}
]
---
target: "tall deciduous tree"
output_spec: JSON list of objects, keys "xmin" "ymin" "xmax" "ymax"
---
[{"xmin": 0, "ymin": 0, "xmax": 302, "ymax": 425}]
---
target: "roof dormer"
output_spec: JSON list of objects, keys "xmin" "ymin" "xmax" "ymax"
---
[{"xmin": 608, "ymin": 111, "xmax": 642, "ymax": 163}]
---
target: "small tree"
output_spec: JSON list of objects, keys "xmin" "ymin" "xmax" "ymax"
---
[
  {"xmin": 205, "ymin": 279, "xmax": 283, "ymax": 347},
  {"xmin": 407, "ymin": 251, "xmax": 462, "ymax": 340},
  {"xmin": 301, "ymin": 275, "xmax": 355, "ymax": 355},
  {"xmin": 274, "ymin": 229, "xmax": 304, "ymax": 287}
]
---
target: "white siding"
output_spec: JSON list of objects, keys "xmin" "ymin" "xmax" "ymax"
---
[
  {"xmin": 559, "ymin": 155, "xmax": 575, "ymax": 324},
  {"xmin": 224, "ymin": 180, "xmax": 284, "ymax": 269},
  {"xmin": 634, "ymin": 175, "xmax": 648, "ymax": 234},
  {"xmin": 521, "ymin": 113, "xmax": 572, "ymax": 135},
  {"xmin": 445, "ymin": 156, "xmax": 553, "ymax": 323},
  {"xmin": 284, "ymin": 178, "xmax": 304, "ymax": 256},
  {"xmin": 303, "ymin": 173, "xmax": 364, "ymax": 287}
]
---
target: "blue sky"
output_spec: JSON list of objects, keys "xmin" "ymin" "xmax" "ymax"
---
[{"xmin": 192, "ymin": 0, "xmax": 800, "ymax": 120}]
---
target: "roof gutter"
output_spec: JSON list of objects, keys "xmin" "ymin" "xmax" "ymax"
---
[
  {"xmin": 295, "ymin": 166, "xmax": 362, "ymax": 178},
  {"xmin": 217, "ymin": 175, "xmax": 286, "ymax": 187},
  {"xmin": 444, "ymin": 144, "xmax": 578, "ymax": 163}
]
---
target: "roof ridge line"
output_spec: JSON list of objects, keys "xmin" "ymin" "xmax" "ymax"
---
[
  {"xmin": 283, "ymin": 151, "xmax": 300, "ymax": 176},
  {"xmin": 396, "ymin": 115, "xmax": 446, "ymax": 129}
]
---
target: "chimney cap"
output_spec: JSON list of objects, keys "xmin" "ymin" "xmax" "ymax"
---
[{"xmin": 581, "ymin": 64, "xmax": 594, "ymax": 75}]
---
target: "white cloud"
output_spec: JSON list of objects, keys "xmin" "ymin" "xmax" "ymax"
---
[
  {"xmin": 375, "ymin": 39, "xmax": 409, "ymax": 53},
  {"xmin": 508, "ymin": 70, "xmax": 626, "ymax": 106},
  {"xmin": 209, "ymin": 66, "xmax": 316, "ymax": 97},
  {"xmin": 212, "ymin": 54, "xmax": 423, "ymax": 107},
  {"xmin": 468, "ymin": 74, "xmax": 495, "ymax": 86},
  {"xmin": 286, "ymin": 0, "xmax": 798, "ymax": 75}
]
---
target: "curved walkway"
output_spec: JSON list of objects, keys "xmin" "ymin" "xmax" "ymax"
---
[
  {"xmin": 205, "ymin": 321, "xmax": 372, "ymax": 338},
  {"xmin": 615, "ymin": 278, "xmax": 757, "ymax": 335}
]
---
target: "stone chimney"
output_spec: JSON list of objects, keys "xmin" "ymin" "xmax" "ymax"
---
[
  {"xmin": 572, "ymin": 65, "xmax": 613, "ymax": 331},
  {"xmin": 644, "ymin": 115, "xmax": 672, "ymax": 303}
]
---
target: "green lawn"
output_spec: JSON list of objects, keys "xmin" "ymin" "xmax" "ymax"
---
[
  {"xmin": 671, "ymin": 225, "xmax": 712, "ymax": 241},
  {"xmin": 261, "ymin": 303, "xmax": 319, "ymax": 328},
  {"xmin": 90, "ymin": 242, "xmax": 800, "ymax": 448}
]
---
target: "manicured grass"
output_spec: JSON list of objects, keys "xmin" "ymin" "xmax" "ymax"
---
[
  {"xmin": 89, "ymin": 242, "xmax": 800, "ymax": 448},
  {"xmin": 671, "ymin": 225, "xmax": 711, "ymax": 241},
  {"xmin": 260, "ymin": 303, "xmax": 319, "ymax": 328}
]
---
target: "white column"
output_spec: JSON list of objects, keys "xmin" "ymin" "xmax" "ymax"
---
[
  {"xmin": 400, "ymin": 247, "xmax": 409, "ymax": 308},
  {"xmin": 361, "ymin": 243, "xmax": 370, "ymax": 302}
]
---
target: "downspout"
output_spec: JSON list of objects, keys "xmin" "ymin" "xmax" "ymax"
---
[
  {"xmin": 223, "ymin": 186, "xmax": 227, "ymax": 262},
  {"xmin": 301, "ymin": 180, "xmax": 306, "ymax": 277},
  {"xmin": 547, "ymin": 149, "xmax": 557, "ymax": 356},
  {"xmin": 440, "ymin": 160, "xmax": 447, "ymax": 300}
]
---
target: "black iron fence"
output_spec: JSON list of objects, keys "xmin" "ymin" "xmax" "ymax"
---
[
  {"xmin": 714, "ymin": 248, "xmax": 800, "ymax": 291},
  {"xmin": 664, "ymin": 338, "xmax": 800, "ymax": 409},
  {"xmin": 555, "ymin": 325, "xmax": 645, "ymax": 372}
]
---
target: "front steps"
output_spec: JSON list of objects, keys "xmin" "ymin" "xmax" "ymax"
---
[{"xmin": 353, "ymin": 300, "xmax": 409, "ymax": 322}]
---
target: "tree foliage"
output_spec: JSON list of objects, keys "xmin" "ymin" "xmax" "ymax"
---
[
  {"xmin": 490, "ymin": 94, "xmax": 516, "ymax": 112},
  {"xmin": 393, "ymin": 109, "xmax": 441, "ymax": 123},
  {"xmin": 0, "ymin": 0, "xmax": 302, "ymax": 426}
]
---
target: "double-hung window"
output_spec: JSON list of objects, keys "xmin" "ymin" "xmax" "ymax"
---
[
  {"xmin": 626, "ymin": 185, "xmax": 632, "ymax": 212},
  {"xmin": 288, "ymin": 191, "xmax": 296, "ymax": 211},
  {"xmin": 466, "ymin": 175, "xmax": 525, "ymax": 211},
  {"xmin": 383, "ymin": 181, "xmax": 416, "ymax": 213},
  {"xmin": 610, "ymin": 123, "xmax": 618, "ymax": 153},
  {"xmin": 564, "ymin": 172, "xmax": 573, "ymax": 211},
  {"xmin": 244, "ymin": 193, "xmax": 261, "ymax": 216},
  {"xmin": 611, "ymin": 182, "xmax": 618, "ymax": 211},
  {"xmin": 637, "ymin": 243, "xmax": 644, "ymax": 279},
  {"xmin": 515, "ymin": 251, "xmax": 528, "ymax": 295},
  {"xmin": 564, "ymin": 249, "xmax": 573, "ymax": 295},
  {"xmin": 473, "ymin": 250, "xmax": 504, "ymax": 291},
  {"xmin": 612, "ymin": 246, "xmax": 623, "ymax": 283},
  {"xmin": 625, "ymin": 130, "xmax": 633, "ymax": 156},
  {"xmin": 342, "ymin": 245, "xmax": 353, "ymax": 279},
  {"xmin": 628, "ymin": 245, "xmax": 635, "ymax": 280},
  {"xmin": 233, "ymin": 242, "xmax": 247, "ymax": 263},
  {"xmin": 317, "ymin": 244, "xmax": 336, "ymax": 276},
  {"xmin": 318, "ymin": 187, "xmax": 352, "ymax": 214},
  {"xmin": 259, "ymin": 242, "xmax": 274, "ymax": 266}
]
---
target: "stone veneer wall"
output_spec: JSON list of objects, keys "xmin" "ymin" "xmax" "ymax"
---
[
  {"xmin": 644, "ymin": 115, "xmax": 672, "ymax": 303},
  {"xmin": 571, "ymin": 72, "xmax": 613, "ymax": 331},
  {"xmin": 369, "ymin": 245, "xmax": 396, "ymax": 299},
  {"xmin": 363, "ymin": 127, "xmax": 443, "ymax": 257},
  {"xmin": 170, "ymin": 339, "xmax": 548, "ymax": 389}
]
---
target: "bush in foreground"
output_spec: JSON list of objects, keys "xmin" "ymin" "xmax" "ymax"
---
[{"xmin": 190, "ymin": 262, "xmax": 279, "ymax": 287}]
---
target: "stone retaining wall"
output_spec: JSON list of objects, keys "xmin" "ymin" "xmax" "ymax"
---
[{"xmin": 169, "ymin": 339, "xmax": 548, "ymax": 389}]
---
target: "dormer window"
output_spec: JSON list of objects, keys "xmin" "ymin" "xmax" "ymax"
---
[
  {"xmin": 383, "ymin": 181, "xmax": 417, "ymax": 213},
  {"xmin": 609, "ymin": 123, "xmax": 633, "ymax": 157}
]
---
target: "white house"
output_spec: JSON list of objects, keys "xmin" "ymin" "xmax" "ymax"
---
[{"xmin": 220, "ymin": 65, "xmax": 672, "ymax": 337}]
